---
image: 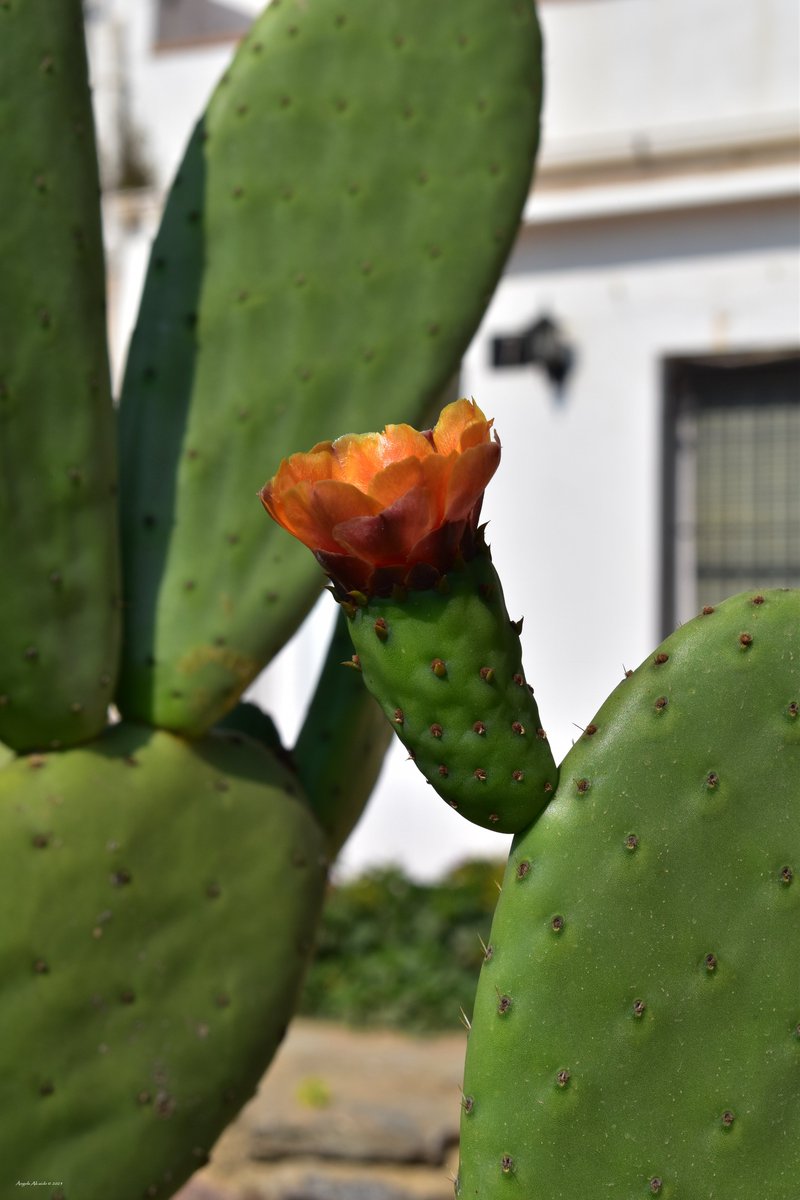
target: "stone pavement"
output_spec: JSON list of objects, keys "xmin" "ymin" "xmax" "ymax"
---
[{"xmin": 175, "ymin": 1020, "xmax": 467, "ymax": 1200}]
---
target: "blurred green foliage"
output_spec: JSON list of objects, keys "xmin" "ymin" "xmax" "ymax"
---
[{"xmin": 299, "ymin": 860, "xmax": 504, "ymax": 1032}]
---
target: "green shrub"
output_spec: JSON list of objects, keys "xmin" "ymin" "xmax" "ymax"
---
[{"xmin": 299, "ymin": 860, "xmax": 504, "ymax": 1032}]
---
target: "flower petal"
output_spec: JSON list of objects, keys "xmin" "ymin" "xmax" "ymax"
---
[
  {"xmin": 272, "ymin": 479, "xmax": 380, "ymax": 554},
  {"xmin": 334, "ymin": 485, "xmax": 435, "ymax": 565},
  {"xmin": 272, "ymin": 443, "xmax": 338, "ymax": 488},
  {"xmin": 368, "ymin": 456, "xmax": 426, "ymax": 508},
  {"xmin": 261, "ymin": 481, "xmax": 335, "ymax": 552},
  {"xmin": 378, "ymin": 423, "xmax": 434, "ymax": 466},
  {"xmin": 328, "ymin": 432, "xmax": 385, "ymax": 487},
  {"xmin": 416, "ymin": 452, "xmax": 453, "ymax": 525},
  {"xmin": 431, "ymin": 398, "xmax": 491, "ymax": 455},
  {"xmin": 407, "ymin": 517, "xmax": 468, "ymax": 575},
  {"xmin": 331, "ymin": 424, "xmax": 431, "ymax": 487},
  {"xmin": 443, "ymin": 440, "xmax": 501, "ymax": 523}
]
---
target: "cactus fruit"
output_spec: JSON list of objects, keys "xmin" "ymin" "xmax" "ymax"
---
[
  {"xmin": 457, "ymin": 588, "xmax": 800, "ymax": 1197},
  {"xmin": 0, "ymin": 0, "xmax": 120, "ymax": 752},
  {"xmin": 117, "ymin": 0, "xmax": 543, "ymax": 736},
  {"xmin": 0, "ymin": 722, "xmax": 326, "ymax": 1197},
  {"xmin": 348, "ymin": 545, "xmax": 558, "ymax": 833}
]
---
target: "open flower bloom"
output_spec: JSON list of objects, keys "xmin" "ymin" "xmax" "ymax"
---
[{"xmin": 260, "ymin": 398, "xmax": 500, "ymax": 596}]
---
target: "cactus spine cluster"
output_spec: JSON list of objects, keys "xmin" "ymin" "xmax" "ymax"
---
[{"xmin": 0, "ymin": 0, "xmax": 542, "ymax": 1195}]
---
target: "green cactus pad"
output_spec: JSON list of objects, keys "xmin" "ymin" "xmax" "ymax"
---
[
  {"xmin": 295, "ymin": 608, "xmax": 392, "ymax": 856},
  {"xmin": 0, "ymin": 0, "xmax": 120, "ymax": 751},
  {"xmin": 117, "ymin": 0, "xmax": 542, "ymax": 736},
  {"xmin": 347, "ymin": 548, "xmax": 558, "ymax": 834},
  {"xmin": 458, "ymin": 589, "xmax": 800, "ymax": 1197},
  {"xmin": 0, "ymin": 721, "xmax": 327, "ymax": 1199}
]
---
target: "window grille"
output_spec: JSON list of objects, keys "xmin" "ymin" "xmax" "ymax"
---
[{"xmin": 662, "ymin": 354, "xmax": 800, "ymax": 631}]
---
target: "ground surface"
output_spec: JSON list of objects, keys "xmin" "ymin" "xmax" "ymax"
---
[{"xmin": 175, "ymin": 1019, "xmax": 466, "ymax": 1200}]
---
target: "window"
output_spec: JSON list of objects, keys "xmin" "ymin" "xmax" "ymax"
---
[{"xmin": 662, "ymin": 353, "xmax": 800, "ymax": 632}]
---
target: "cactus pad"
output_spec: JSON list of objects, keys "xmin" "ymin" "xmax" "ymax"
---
[
  {"xmin": 348, "ymin": 547, "xmax": 558, "ymax": 833},
  {"xmin": 117, "ymin": 0, "xmax": 542, "ymax": 735},
  {"xmin": 294, "ymin": 609, "xmax": 392, "ymax": 856},
  {"xmin": 458, "ymin": 589, "xmax": 800, "ymax": 1197},
  {"xmin": 0, "ymin": 722, "xmax": 326, "ymax": 1198},
  {"xmin": 0, "ymin": 0, "xmax": 120, "ymax": 751}
]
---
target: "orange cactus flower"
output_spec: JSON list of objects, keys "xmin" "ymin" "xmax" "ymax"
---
[{"xmin": 260, "ymin": 398, "xmax": 500, "ymax": 596}]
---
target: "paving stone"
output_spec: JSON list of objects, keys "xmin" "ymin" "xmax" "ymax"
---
[{"xmin": 175, "ymin": 1020, "xmax": 466, "ymax": 1200}]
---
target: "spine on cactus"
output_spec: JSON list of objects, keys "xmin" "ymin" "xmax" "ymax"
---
[{"xmin": 261, "ymin": 399, "xmax": 558, "ymax": 834}]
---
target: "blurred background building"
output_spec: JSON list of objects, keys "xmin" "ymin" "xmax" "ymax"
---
[{"xmin": 85, "ymin": 0, "xmax": 800, "ymax": 879}]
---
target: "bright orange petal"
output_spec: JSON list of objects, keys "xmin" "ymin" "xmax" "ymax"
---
[
  {"xmin": 330, "ymin": 424, "xmax": 432, "ymax": 489},
  {"xmin": 443, "ymin": 440, "xmax": 501, "ymax": 522},
  {"xmin": 309, "ymin": 479, "xmax": 382, "ymax": 534},
  {"xmin": 264, "ymin": 481, "xmax": 339, "ymax": 553},
  {"xmin": 270, "ymin": 444, "xmax": 337, "ymax": 490},
  {"xmin": 328, "ymin": 432, "xmax": 385, "ymax": 488},
  {"xmin": 379, "ymin": 423, "xmax": 433, "ymax": 466},
  {"xmin": 416, "ymin": 452, "xmax": 453, "ymax": 525},
  {"xmin": 367, "ymin": 457, "xmax": 426, "ymax": 508},
  {"xmin": 431, "ymin": 399, "xmax": 490, "ymax": 455},
  {"xmin": 458, "ymin": 415, "xmax": 494, "ymax": 451},
  {"xmin": 271, "ymin": 479, "xmax": 380, "ymax": 554}
]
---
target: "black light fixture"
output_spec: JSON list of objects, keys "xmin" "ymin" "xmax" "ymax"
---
[{"xmin": 491, "ymin": 314, "xmax": 575, "ymax": 390}]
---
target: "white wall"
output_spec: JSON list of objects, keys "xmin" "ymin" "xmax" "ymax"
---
[
  {"xmin": 87, "ymin": 0, "xmax": 265, "ymax": 192},
  {"xmin": 538, "ymin": 0, "xmax": 798, "ymax": 161}
]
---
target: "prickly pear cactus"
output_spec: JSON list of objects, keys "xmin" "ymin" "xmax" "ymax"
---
[
  {"xmin": 0, "ymin": 723, "xmax": 326, "ymax": 1197},
  {"xmin": 458, "ymin": 589, "xmax": 800, "ymax": 1198},
  {"xmin": 117, "ymin": 0, "xmax": 543, "ymax": 736},
  {"xmin": 1, "ymin": 0, "xmax": 544, "ymax": 1195}
]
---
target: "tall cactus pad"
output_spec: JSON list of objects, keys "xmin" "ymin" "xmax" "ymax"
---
[
  {"xmin": 458, "ymin": 589, "xmax": 800, "ymax": 1197},
  {"xmin": 0, "ymin": 0, "xmax": 120, "ymax": 750},
  {"xmin": 348, "ymin": 547, "xmax": 558, "ymax": 833},
  {"xmin": 0, "ymin": 723, "xmax": 327, "ymax": 1199},
  {"xmin": 294, "ymin": 609, "xmax": 392, "ymax": 857},
  {"xmin": 118, "ymin": 0, "xmax": 542, "ymax": 735}
]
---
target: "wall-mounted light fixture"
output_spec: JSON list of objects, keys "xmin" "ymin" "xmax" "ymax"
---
[{"xmin": 491, "ymin": 314, "xmax": 575, "ymax": 391}]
